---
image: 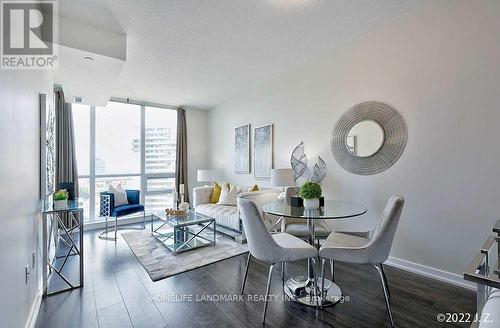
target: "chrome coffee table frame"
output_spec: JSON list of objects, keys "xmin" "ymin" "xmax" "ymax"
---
[
  {"xmin": 262, "ymin": 200, "xmax": 367, "ymax": 307},
  {"xmin": 151, "ymin": 212, "xmax": 216, "ymax": 254}
]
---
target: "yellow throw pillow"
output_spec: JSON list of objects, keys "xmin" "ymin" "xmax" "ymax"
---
[
  {"xmin": 248, "ymin": 184, "xmax": 259, "ymax": 192},
  {"xmin": 210, "ymin": 183, "xmax": 222, "ymax": 203}
]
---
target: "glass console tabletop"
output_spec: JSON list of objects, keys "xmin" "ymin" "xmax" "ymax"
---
[{"xmin": 42, "ymin": 197, "xmax": 84, "ymax": 214}]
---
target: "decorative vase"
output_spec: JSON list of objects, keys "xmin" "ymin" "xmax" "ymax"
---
[
  {"xmin": 303, "ymin": 198, "xmax": 320, "ymax": 210},
  {"xmin": 178, "ymin": 202, "xmax": 190, "ymax": 211},
  {"xmin": 53, "ymin": 199, "xmax": 68, "ymax": 210}
]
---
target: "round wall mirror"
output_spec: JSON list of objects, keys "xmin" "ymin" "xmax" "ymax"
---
[
  {"xmin": 346, "ymin": 120, "xmax": 385, "ymax": 157},
  {"xmin": 331, "ymin": 101, "xmax": 408, "ymax": 175}
]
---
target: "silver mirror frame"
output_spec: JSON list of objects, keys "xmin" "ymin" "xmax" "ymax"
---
[{"xmin": 331, "ymin": 101, "xmax": 407, "ymax": 175}]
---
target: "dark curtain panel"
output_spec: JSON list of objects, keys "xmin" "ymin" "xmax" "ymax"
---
[
  {"xmin": 55, "ymin": 88, "xmax": 79, "ymax": 197},
  {"xmin": 175, "ymin": 107, "xmax": 189, "ymax": 203}
]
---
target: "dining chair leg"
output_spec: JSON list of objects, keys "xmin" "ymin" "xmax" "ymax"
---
[
  {"xmin": 374, "ymin": 264, "xmax": 395, "ymax": 328},
  {"xmin": 241, "ymin": 252, "xmax": 251, "ymax": 295},
  {"xmin": 263, "ymin": 263, "xmax": 275, "ymax": 324},
  {"xmin": 330, "ymin": 259, "xmax": 335, "ymax": 283},
  {"xmin": 321, "ymin": 258, "xmax": 326, "ymax": 307},
  {"xmin": 380, "ymin": 264, "xmax": 391, "ymax": 299},
  {"xmin": 143, "ymin": 211, "xmax": 146, "ymax": 229}
]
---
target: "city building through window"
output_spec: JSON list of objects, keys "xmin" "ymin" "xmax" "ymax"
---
[{"xmin": 73, "ymin": 100, "xmax": 177, "ymax": 224}]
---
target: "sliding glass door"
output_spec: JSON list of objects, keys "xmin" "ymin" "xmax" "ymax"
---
[{"xmin": 72, "ymin": 100, "xmax": 177, "ymax": 224}]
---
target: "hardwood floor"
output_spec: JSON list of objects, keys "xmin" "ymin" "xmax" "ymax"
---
[{"xmin": 36, "ymin": 225, "xmax": 475, "ymax": 328}]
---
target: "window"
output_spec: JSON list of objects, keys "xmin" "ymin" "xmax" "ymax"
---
[
  {"xmin": 142, "ymin": 106, "xmax": 177, "ymax": 213},
  {"xmin": 96, "ymin": 102, "xmax": 141, "ymax": 175},
  {"xmin": 73, "ymin": 104, "xmax": 91, "ymax": 221},
  {"xmin": 72, "ymin": 100, "xmax": 178, "ymax": 224},
  {"xmin": 73, "ymin": 104, "xmax": 90, "ymax": 175}
]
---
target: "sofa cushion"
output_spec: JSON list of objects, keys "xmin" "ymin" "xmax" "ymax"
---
[
  {"xmin": 248, "ymin": 184, "xmax": 259, "ymax": 192},
  {"xmin": 217, "ymin": 184, "xmax": 237, "ymax": 206},
  {"xmin": 108, "ymin": 184, "xmax": 128, "ymax": 207},
  {"xmin": 232, "ymin": 184, "xmax": 259, "ymax": 194},
  {"xmin": 195, "ymin": 203, "xmax": 240, "ymax": 231},
  {"xmin": 112, "ymin": 204, "xmax": 144, "ymax": 217},
  {"xmin": 210, "ymin": 182, "xmax": 222, "ymax": 203}
]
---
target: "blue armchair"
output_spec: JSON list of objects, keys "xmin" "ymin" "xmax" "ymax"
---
[{"xmin": 99, "ymin": 189, "xmax": 146, "ymax": 241}]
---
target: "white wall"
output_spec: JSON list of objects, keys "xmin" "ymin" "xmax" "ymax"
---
[
  {"xmin": 208, "ymin": 0, "xmax": 500, "ymax": 277},
  {"xmin": 186, "ymin": 108, "xmax": 209, "ymax": 202},
  {"xmin": 0, "ymin": 71, "xmax": 53, "ymax": 327}
]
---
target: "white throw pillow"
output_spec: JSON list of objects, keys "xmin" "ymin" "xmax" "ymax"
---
[
  {"xmin": 232, "ymin": 184, "xmax": 246, "ymax": 195},
  {"xmin": 108, "ymin": 184, "xmax": 128, "ymax": 207},
  {"xmin": 217, "ymin": 184, "xmax": 237, "ymax": 206}
]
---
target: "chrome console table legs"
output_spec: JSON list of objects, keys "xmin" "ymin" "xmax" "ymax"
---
[{"xmin": 42, "ymin": 209, "xmax": 84, "ymax": 296}]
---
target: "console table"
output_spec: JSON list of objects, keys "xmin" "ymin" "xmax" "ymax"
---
[{"xmin": 42, "ymin": 197, "xmax": 84, "ymax": 296}]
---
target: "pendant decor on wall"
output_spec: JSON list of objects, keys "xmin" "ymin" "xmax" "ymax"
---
[
  {"xmin": 331, "ymin": 101, "xmax": 407, "ymax": 175},
  {"xmin": 234, "ymin": 124, "xmax": 250, "ymax": 174},
  {"xmin": 40, "ymin": 93, "xmax": 56, "ymax": 198},
  {"xmin": 253, "ymin": 124, "xmax": 273, "ymax": 179},
  {"xmin": 290, "ymin": 141, "xmax": 327, "ymax": 186}
]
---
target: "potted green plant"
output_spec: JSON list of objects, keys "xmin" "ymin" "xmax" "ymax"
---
[
  {"xmin": 53, "ymin": 189, "xmax": 69, "ymax": 210},
  {"xmin": 298, "ymin": 181, "xmax": 322, "ymax": 209}
]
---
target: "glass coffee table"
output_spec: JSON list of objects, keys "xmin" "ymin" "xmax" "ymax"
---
[{"xmin": 151, "ymin": 211, "xmax": 216, "ymax": 254}]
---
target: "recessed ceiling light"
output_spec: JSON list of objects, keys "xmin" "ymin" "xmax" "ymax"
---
[{"xmin": 84, "ymin": 56, "xmax": 95, "ymax": 61}]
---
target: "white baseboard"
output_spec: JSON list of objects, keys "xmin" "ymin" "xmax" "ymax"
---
[
  {"xmin": 386, "ymin": 256, "xmax": 475, "ymax": 291},
  {"xmin": 25, "ymin": 290, "xmax": 42, "ymax": 328}
]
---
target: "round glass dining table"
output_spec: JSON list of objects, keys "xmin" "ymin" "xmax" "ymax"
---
[{"xmin": 262, "ymin": 200, "xmax": 367, "ymax": 307}]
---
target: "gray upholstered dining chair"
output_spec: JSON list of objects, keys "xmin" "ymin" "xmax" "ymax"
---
[
  {"xmin": 318, "ymin": 195, "xmax": 404, "ymax": 327},
  {"xmin": 281, "ymin": 187, "xmax": 330, "ymax": 246},
  {"xmin": 238, "ymin": 197, "xmax": 319, "ymax": 324}
]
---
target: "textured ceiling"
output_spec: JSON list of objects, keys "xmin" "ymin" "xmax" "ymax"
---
[
  {"xmin": 57, "ymin": 0, "xmax": 124, "ymax": 34},
  {"xmin": 63, "ymin": 0, "xmax": 427, "ymax": 109}
]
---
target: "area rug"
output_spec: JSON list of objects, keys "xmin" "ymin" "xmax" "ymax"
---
[{"xmin": 122, "ymin": 231, "xmax": 248, "ymax": 282}]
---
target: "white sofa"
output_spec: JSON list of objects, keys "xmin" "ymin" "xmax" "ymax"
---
[{"xmin": 192, "ymin": 185, "xmax": 280, "ymax": 238}]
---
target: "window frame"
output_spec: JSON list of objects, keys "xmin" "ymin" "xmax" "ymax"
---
[{"xmin": 76, "ymin": 98, "xmax": 178, "ymax": 224}]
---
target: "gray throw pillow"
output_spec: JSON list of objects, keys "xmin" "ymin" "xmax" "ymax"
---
[{"xmin": 108, "ymin": 184, "xmax": 128, "ymax": 207}]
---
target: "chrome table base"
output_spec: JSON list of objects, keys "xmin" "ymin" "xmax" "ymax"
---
[{"xmin": 284, "ymin": 276, "xmax": 342, "ymax": 307}]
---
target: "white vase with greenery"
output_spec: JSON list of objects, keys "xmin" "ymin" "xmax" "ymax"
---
[
  {"xmin": 53, "ymin": 189, "xmax": 69, "ymax": 210},
  {"xmin": 298, "ymin": 181, "xmax": 322, "ymax": 210}
]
